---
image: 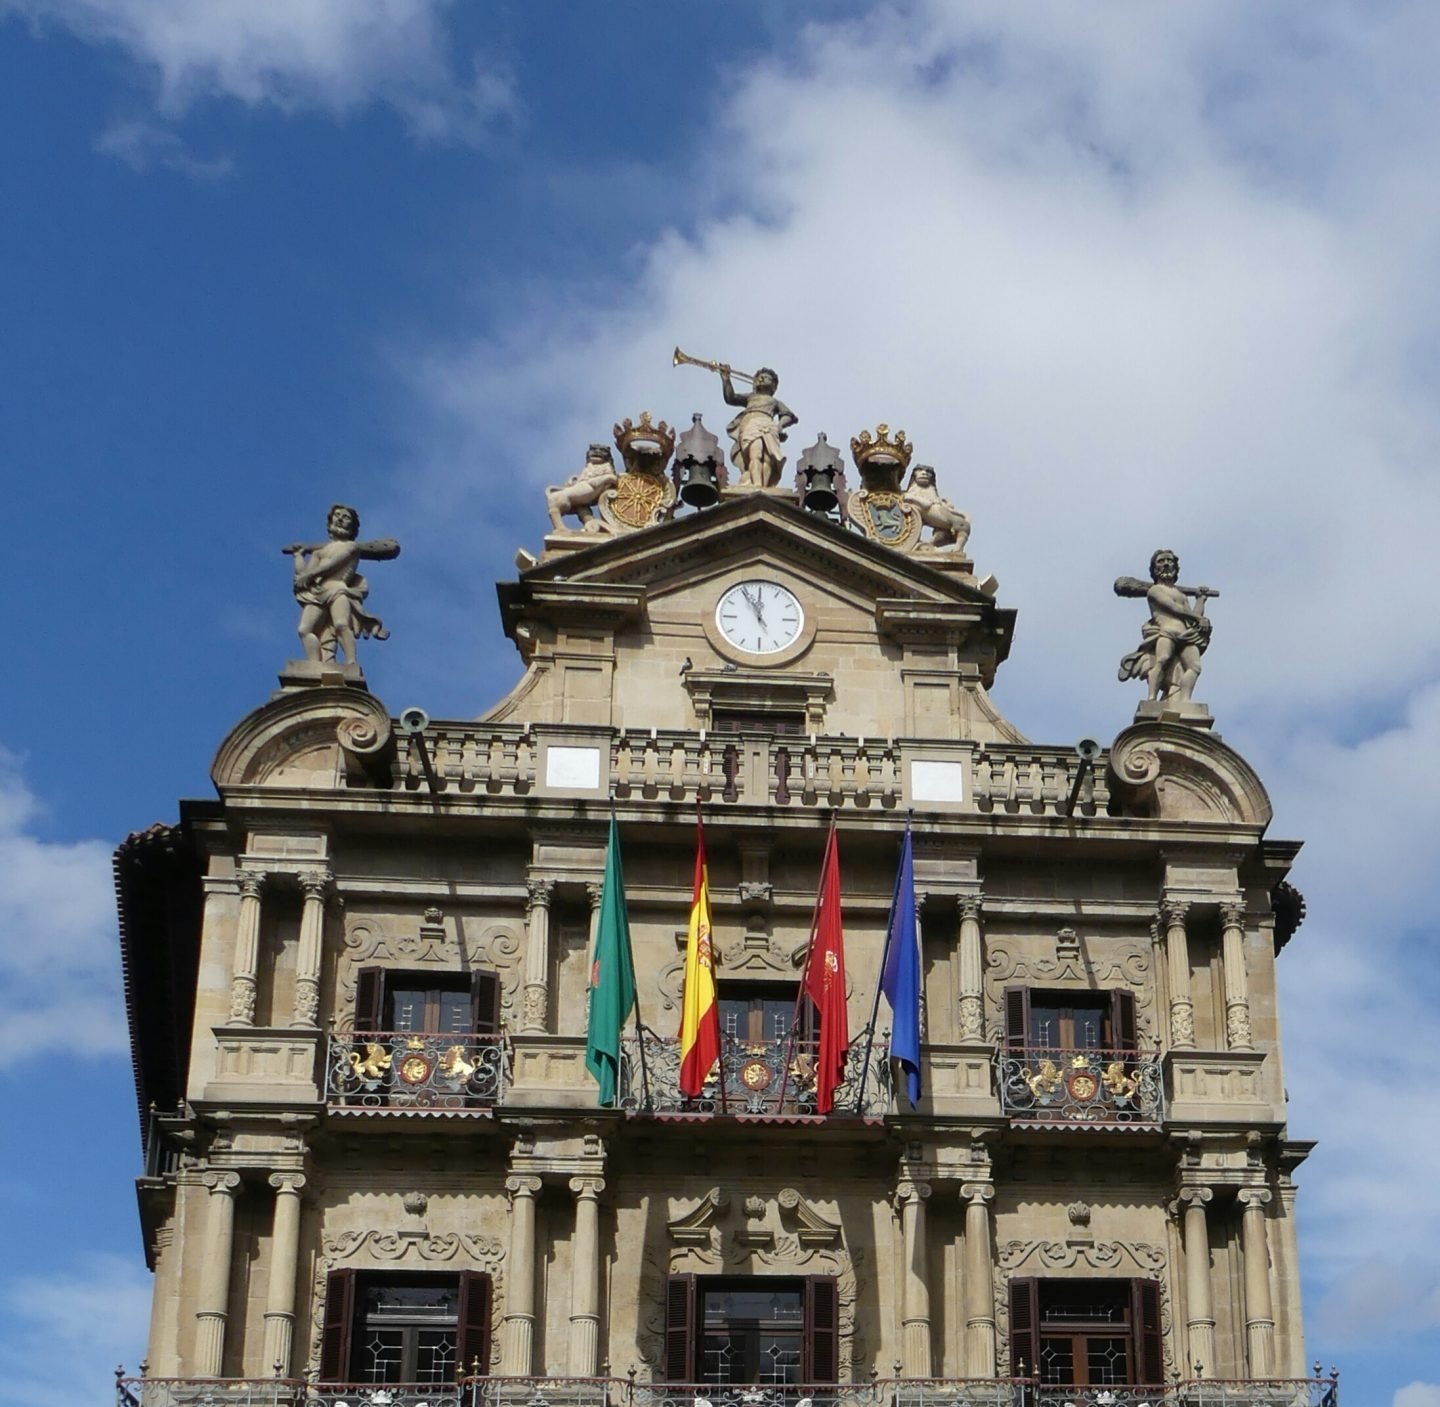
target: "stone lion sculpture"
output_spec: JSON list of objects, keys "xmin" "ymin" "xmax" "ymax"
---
[{"xmin": 546, "ymin": 444, "xmax": 620, "ymax": 533}]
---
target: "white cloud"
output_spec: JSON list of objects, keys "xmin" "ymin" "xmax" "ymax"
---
[
  {"xmin": 0, "ymin": 1253, "xmax": 151, "ymax": 1407},
  {"xmin": 94, "ymin": 117, "xmax": 233, "ymax": 177},
  {"xmin": 385, "ymin": 0, "xmax": 1440, "ymax": 1377},
  {"xmin": 3, "ymin": 0, "xmax": 515, "ymax": 150},
  {"xmin": 0, "ymin": 747, "xmax": 125, "ymax": 1058},
  {"xmin": 1396, "ymin": 1387, "xmax": 1440, "ymax": 1407}
]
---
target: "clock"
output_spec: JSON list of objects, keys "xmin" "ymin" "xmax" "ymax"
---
[{"xmin": 715, "ymin": 580, "xmax": 804, "ymax": 656}]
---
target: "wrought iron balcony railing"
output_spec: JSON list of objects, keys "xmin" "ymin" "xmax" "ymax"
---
[
  {"xmin": 618, "ymin": 1027, "xmax": 892, "ymax": 1117},
  {"xmin": 115, "ymin": 1379, "xmax": 1339, "ymax": 1407},
  {"xmin": 995, "ymin": 1047, "xmax": 1164, "ymax": 1126},
  {"xmin": 326, "ymin": 1032, "xmax": 508, "ymax": 1111}
]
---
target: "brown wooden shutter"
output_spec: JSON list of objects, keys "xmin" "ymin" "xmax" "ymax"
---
[
  {"xmin": 319, "ymin": 1268, "xmax": 356, "ymax": 1383},
  {"xmin": 457, "ymin": 1270, "xmax": 493, "ymax": 1380},
  {"xmin": 1111, "ymin": 988, "xmax": 1138, "ymax": 1053},
  {"xmin": 1007, "ymin": 1276, "xmax": 1040, "ymax": 1378},
  {"xmin": 471, "ymin": 970, "xmax": 502, "ymax": 1034},
  {"xmin": 1004, "ymin": 987, "xmax": 1030, "ymax": 1050},
  {"xmin": 804, "ymin": 1274, "xmax": 839, "ymax": 1384},
  {"xmin": 664, "ymin": 1272, "xmax": 696, "ymax": 1382},
  {"xmin": 1132, "ymin": 1278, "xmax": 1164, "ymax": 1385},
  {"xmin": 354, "ymin": 967, "xmax": 385, "ymax": 1034}
]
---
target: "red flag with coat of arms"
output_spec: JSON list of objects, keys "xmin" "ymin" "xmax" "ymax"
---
[{"xmin": 803, "ymin": 821, "xmax": 849, "ymax": 1113}]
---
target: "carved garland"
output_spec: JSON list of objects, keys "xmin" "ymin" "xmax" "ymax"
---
[
  {"xmin": 339, "ymin": 916, "xmax": 524, "ymax": 1025},
  {"xmin": 308, "ymin": 1229, "xmax": 506, "ymax": 1374},
  {"xmin": 982, "ymin": 941, "xmax": 1155, "ymax": 1045},
  {"xmin": 992, "ymin": 1240, "xmax": 1173, "ymax": 1376}
]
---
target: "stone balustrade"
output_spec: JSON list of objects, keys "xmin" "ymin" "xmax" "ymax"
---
[{"xmin": 385, "ymin": 722, "xmax": 1108, "ymax": 817}]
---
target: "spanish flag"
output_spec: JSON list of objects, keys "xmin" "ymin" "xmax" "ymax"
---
[{"xmin": 678, "ymin": 810, "xmax": 721, "ymax": 1097}]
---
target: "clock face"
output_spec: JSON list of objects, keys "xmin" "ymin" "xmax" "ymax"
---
[{"xmin": 715, "ymin": 580, "xmax": 804, "ymax": 656}]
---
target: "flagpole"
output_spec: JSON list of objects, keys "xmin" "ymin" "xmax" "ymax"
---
[
  {"xmin": 780, "ymin": 813, "xmax": 834, "ymax": 1114},
  {"xmin": 857, "ymin": 813, "xmax": 911, "ymax": 1113},
  {"xmin": 613, "ymin": 796, "xmax": 652, "ymax": 1112},
  {"xmin": 701, "ymin": 798, "xmax": 729, "ymax": 1116}
]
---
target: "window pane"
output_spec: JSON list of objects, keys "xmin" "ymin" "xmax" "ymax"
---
[
  {"xmin": 1088, "ymin": 1336, "xmax": 1129, "ymax": 1384},
  {"xmin": 416, "ymin": 1328, "xmax": 457, "ymax": 1384},
  {"xmin": 1039, "ymin": 1337, "xmax": 1074, "ymax": 1385},
  {"xmin": 438, "ymin": 990, "xmax": 471, "ymax": 1033},
  {"xmin": 362, "ymin": 1329, "xmax": 404, "ymax": 1383}
]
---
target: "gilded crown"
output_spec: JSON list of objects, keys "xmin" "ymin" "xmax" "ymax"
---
[
  {"xmin": 613, "ymin": 411, "xmax": 676, "ymax": 472},
  {"xmin": 849, "ymin": 423, "xmax": 913, "ymax": 473}
]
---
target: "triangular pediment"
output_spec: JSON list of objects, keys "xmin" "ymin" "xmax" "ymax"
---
[{"xmin": 511, "ymin": 492, "xmax": 998, "ymax": 609}]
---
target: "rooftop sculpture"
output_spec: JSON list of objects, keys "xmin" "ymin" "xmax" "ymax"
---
[
  {"xmin": 673, "ymin": 346, "xmax": 797, "ymax": 489},
  {"xmin": 1115, "ymin": 548, "xmax": 1218, "ymax": 723},
  {"xmin": 282, "ymin": 503, "xmax": 400, "ymax": 669}
]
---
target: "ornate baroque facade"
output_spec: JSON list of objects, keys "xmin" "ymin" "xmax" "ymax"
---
[{"xmin": 116, "ymin": 408, "xmax": 1333, "ymax": 1407}]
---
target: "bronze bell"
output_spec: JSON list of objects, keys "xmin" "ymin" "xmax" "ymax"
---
[
  {"xmin": 802, "ymin": 466, "xmax": 839, "ymax": 514},
  {"xmin": 797, "ymin": 432, "xmax": 844, "ymax": 514},
  {"xmin": 679, "ymin": 456, "xmax": 720, "ymax": 508},
  {"xmin": 675, "ymin": 412, "xmax": 723, "ymax": 508}
]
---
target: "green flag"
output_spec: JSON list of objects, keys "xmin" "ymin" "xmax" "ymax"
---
[{"xmin": 585, "ymin": 813, "xmax": 638, "ymax": 1106}]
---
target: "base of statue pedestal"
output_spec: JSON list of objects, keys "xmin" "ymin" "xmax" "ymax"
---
[
  {"xmin": 719, "ymin": 485, "xmax": 801, "ymax": 504},
  {"xmin": 1134, "ymin": 698, "xmax": 1212, "ymax": 728},
  {"xmin": 278, "ymin": 659, "xmax": 368, "ymax": 691}
]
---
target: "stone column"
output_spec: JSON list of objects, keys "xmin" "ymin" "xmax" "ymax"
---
[
  {"xmin": 1177, "ymin": 1187, "xmax": 1215, "ymax": 1375},
  {"xmin": 522, "ymin": 879, "xmax": 555, "ymax": 1033},
  {"xmin": 1162, "ymin": 900, "xmax": 1196, "ymax": 1049},
  {"xmin": 894, "ymin": 1179, "xmax": 933, "ymax": 1376},
  {"xmin": 567, "ymin": 1176, "xmax": 605, "ymax": 1375},
  {"xmin": 261, "ymin": 1173, "xmax": 306, "ymax": 1377},
  {"xmin": 194, "ymin": 1171, "xmax": 242, "ymax": 1377},
  {"xmin": 228, "ymin": 873, "xmax": 266, "ymax": 1026},
  {"xmin": 290, "ymin": 869, "xmax": 330, "ymax": 1028},
  {"xmin": 499, "ymin": 1175, "xmax": 543, "ymax": 1373},
  {"xmin": 1239, "ymin": 1188, "xmax": 1276, "ymax": 1376},
  {"xmin": 957, "ymin": 897, "xmax": 985, "ymax": 1042},
  {"xmin": 1220, "ymin": 902, "xmax": 1255, "ymax": 1051},
  {"xmin": 584, "ymin": 880, "xmax": 604, "ymax": 1034},
  {"xmin": 960, "ymin": 1182, "xmax": 997, "ymax": 1376}
]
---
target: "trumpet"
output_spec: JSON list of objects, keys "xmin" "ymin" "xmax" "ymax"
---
[{"xmin": 672, "ymin": 346, "xmax": 754, "ymax": 385}]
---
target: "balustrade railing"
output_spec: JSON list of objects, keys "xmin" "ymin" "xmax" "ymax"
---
[
  {"xmin": 618, "ymin": 1027, "xmax": 892, "ymax": 1116},
  {"xmin": 996, "ymin": 1047, "xmax": 1164, "ymax": 1125},
  {"xmin": 384, "ymin": 723, "xmax": 1108, "ymax": 818},
  {"xmin": 326, "ymin": 1032, "xmax": 508, "ymax": 1110},
  {"xmin": 116, "ymin": 1380, "xmax": 1338, "ymax": 1407}
]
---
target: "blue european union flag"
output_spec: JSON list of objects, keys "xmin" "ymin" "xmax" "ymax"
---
[{"xmin": 880, "ymin": 826, "xmax": 922, "ymax": 1106}]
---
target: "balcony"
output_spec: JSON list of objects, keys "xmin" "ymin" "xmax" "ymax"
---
[
  {"xmin": 378, "ymin": 720, "xmax": 1110, "ymax": 819},
  {"xmin": 115, "ymin": 1379, "xmax": 1338, "ymax": 1407},
  {"xmin": 618, "ymin": 1028, "xmax": 892, "ymax": 1117},
  {"xmin": 995, "ymin": 1047, "xmax": 1164, "ymax": 1127},
  {"xmin": 325, "ymin": 1032, "xmax": 508, "ymax": 1113}
]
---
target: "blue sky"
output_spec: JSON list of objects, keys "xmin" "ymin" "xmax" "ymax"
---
[{"xmin": 3, "ymin": 3, "xmax": 1439, "ymax": 1405}]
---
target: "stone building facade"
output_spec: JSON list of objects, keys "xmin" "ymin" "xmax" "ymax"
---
[{"xmin": 116, "ymin": 434, "xmax": 1333, "ymax": 1407}]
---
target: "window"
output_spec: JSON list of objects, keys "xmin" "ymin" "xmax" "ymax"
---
[
  {"xmin": 666, "ymin": 1275, "xmax": 838, "ymax": 1385},
  {"xmin": 320, "ymin": 1270, "xmax": 491, "ymax": 1385},
  {"xmin": 355, "ymin": 968, "xmax": 501, "ymax": 1037},
  {"xmin": 719, "ymin": 981, "xmax": 807, "ymax": 1045},
  {"xmin": 711, "ymin": 710, "xmax": 806, "ymax": 735},
  {"xmin": 1004, "ymin": 988, "xmax": 1137, "ymax": 1053},
  {"xmin": 1008, "ymin": 1278, "xmax": 1162, "ymax": 1387}
]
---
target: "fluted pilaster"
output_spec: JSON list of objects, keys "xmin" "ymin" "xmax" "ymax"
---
[
  {"xmin": 194, "ymin": 1171, "xmax": 241, "ymax": 1377},
  {"xmin": 228, "ymin": 873, "xmax": 266, "ymax": 1025},
  {"xmin": 499, "ymin": 1174, "xmax": 543, "ymax": 1373},
  {"xmin": 894, "ymin": 1179, "xmax": 933, "ymax": 1376},
  {"xmin": 960, "ymin": 1182, "xmax": 996, "ymax": 1376},
  {"xmin": 567, "ymin": 1176, "xmax": 605, "ymax": 1375},
  {"xmin": 262, "ymin": 1173, "xmax": 306, "ymax": 1376},
  {"xmin": 290, "ymin": 869, "xmax": 331, "ymax": 1028}
]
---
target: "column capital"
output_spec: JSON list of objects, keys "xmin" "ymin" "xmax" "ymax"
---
[
  {"xmin": 526, "ymin": 877, "xmax": 556, "ymax": 911},
  {"xmin": 298, "ymin": 868, "xmax": 332, "ymax": 900},
  {"xmin": 569, "ymin": 1175, "xmax": 606, "ymax": 1198},
  {"xmin": 585, "ymin": 880, "xmax": 604, "ymax": 909},
  {"xmin": 1237, "ymin": 1187, "xmax": 1273, "ymax": 1210},
  {"xmin": 1220, "ymin": 900, "xmax": 1246, "ymax": 929},
  {"xmin": 959, "ymin": 895, "xmax": 983, "ymax": 922},
  {"xmin": 506, "ymin": 1174, "xmax": 543, "ymax": 1199},
  {"xmin": 960, "ymin": 1182, "xmax": 995, "ymax": 1207},
  {"xmin": 268, "ymin": 1172, "xmax": 307, "ymax": 1195},
  {"xmin": 202, "ymin": 1170, "xmax": 242, "ymax": 1196},
  {"xmin": 1161, "ymin": 898, "xmax": 1191, "ymax": 928},
  {"xmin": 238, "ymin": 870, "xmax": 267, "ymax": 900},
  {"xmin": 893, "ymin": 1179, "xmax": 932, "ymax": 1208}
]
